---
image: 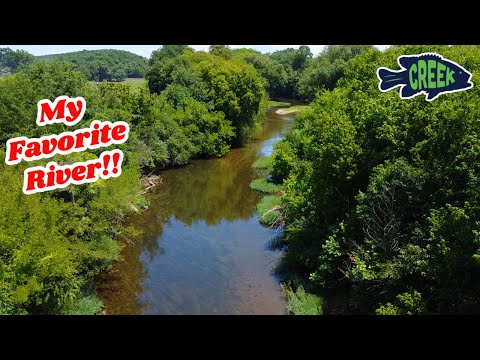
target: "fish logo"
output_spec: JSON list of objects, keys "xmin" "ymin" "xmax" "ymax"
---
[{"xmin": 377, "ymin": 53, "xmax": 473, "ymax": 101}]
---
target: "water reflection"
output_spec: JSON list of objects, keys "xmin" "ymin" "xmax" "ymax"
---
[{"xmin": 97, "ymin": 108, "xmax": 293, "ymax": 314}]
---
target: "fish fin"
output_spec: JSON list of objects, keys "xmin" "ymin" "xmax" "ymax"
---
[
  {"xmin": 425, "ymin": 91, "xmax": 441, "ymax": 101},
  {"xmin": 422, "ymin": 53, "xmax": 443, "ymax": 61},
  {"xmin": 377, "ymin": 68, "xmax": 405, "ymax": 92},
  {"xmin": 398, "ymin": 56, "xmax": 415, "ymax": 69},
  {"xmin": 400, "ymin": 86, "xmax": 417, "ymax": 99}
]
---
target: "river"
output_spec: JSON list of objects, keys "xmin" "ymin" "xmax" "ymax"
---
[{"xmin": 97, "ymin": 104, "xmax": 295, "ymax": 314}]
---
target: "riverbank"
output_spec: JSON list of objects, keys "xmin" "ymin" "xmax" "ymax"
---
[{"xmin": 275, "ymin": 105, "xmax": 310, "ymax": 115}]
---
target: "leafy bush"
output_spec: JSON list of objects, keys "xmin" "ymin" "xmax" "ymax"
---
[
  {"xmin": 270, "ymin": 45, "xmax": 480, "ymax": 314},
  {"xmin": 39, "ymin": 49, "xmax": 148, "ymax": 81},
  {"xmin": 136, "ymin": 196, "xmax": 150, "ymax": 209},
  {"xmin": 376, "ymin": 290, "xmax": 426, "ymax": 315}
]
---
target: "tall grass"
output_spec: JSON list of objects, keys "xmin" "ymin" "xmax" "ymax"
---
[
  {"xmin": 256, "ymin": 195, "xmax": 282, "ymax": 226},
  {"xmin": 283, "ymin": 284, "xmax": 324, "ymax": 315},
  {"xmin": 250, "ymin": 178, "xmax": 281, "ymax": 194},
  {"xmin": 60, "ymin": 294, "xmax": 103, "ymax": 315},
  {"xmin": 252, "ymin": 156, "xmax": 273, "ymax": 170}
]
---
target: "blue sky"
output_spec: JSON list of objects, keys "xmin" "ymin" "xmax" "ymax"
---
[{"xmin": 0, "ymin": 45, "xmax": 390, "ymax": 58}]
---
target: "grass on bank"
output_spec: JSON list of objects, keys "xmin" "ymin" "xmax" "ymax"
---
[
  {"xmin": 57, "ymin": 282, "xmax": 103, "ymax": 315},
  {"xmin": 283, "ymin": 284, "xmax": 324, "ymax": 315},
  {"xmin": 256, "ymin": 195, "xmax": 282, "ymax": 226},
  {"xmin": 252, "ymin": 156, "xmax": 273, "ymax": 170},
  {"xmin": 60, "ymin": 295, "xmax": 103, "ymax": 315},
  {"xmin": 250, "ymin": 178, "xmax": 282, "ymax": 194},
  {"xmin": 268, "ymin": 100, "xmax": 291, "ymax": 107},
  {"xmin": 275, "ymin": 105, "xmax": 310, "ymax": 115}
]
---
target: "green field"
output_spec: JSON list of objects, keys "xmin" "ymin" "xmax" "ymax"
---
[
  {"xmin": 89, "ymin": 77, "xmax": 147, "ymax": 92},
  {"xmin": 121, "ymin": 77, "xmax": 147, "ymax": 89}
]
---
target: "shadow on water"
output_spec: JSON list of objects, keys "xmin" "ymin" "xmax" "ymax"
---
[{"xmin": 97, "ymin": 106, "xmax": 295, "ymax": 314}]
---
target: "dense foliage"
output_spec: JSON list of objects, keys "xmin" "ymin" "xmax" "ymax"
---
[
  {"xmin": 4, "ymin": 44, "xmax": 480, "ymax": 315},
  {"xmin": 269, "ymin": 46, "xmax": 312, "ymax": 99},
  {"xmin": 38, "ymin": 50, "xmax": 148, "ymax": 82},
  {"xmin": 237, "ymin": 45, "xmax": 371, "ymax": 102},
  {"xmin": 297, "ymin": 45, "xmax": 374, "ymax": 101},
  {"xmin": 269, "ymin": 45, "xmax": 480, "ymax": 314},
  {"xmin": 0, "ymin": 62, "xmax": 141, "ymax": 314},
  {"xmin": 0, "ymin": 48, "xmax": 35, "ymax": 73},
  {"xmin": 232, "ymin": 48, "xmax": 288, "ymax": 98},
  {"xmin": 0, "ymin": 46, "xmax": 267, "ymax": 314},
  {"xmin": 146, "ymin": 45, "xmax": 267, "ymax": 145}
]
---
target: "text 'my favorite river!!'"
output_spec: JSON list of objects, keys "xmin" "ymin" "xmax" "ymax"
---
[{"xmin": 97, "ymin": 105, "xmax": 295, "ymax": 314}]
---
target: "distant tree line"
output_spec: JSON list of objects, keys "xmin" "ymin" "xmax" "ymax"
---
[{"xmin": 38, "ymin": 49, "xmax": 148, "ymax": 82}]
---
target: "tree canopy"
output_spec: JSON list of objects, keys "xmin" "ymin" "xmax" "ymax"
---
[
  {"xmin": 38, "ymin": 49, "xmax": 148, "ymax": 82},
  {"xmin": 0, "ymin": 48, "xmax": 35, "ymax": 73},
  {"xmin": 297, "ymin": 45, "xmax": 374, "ymax": 101},
  {"xmin": 146, "ymin": 45, "xmax": 266, "ymax": 145},
  {"xmin": 268, "ymin": 45, "xmax": 480, "ymax": 314}
]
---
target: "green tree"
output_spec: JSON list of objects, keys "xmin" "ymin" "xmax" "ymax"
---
[
  {"xmin": 0, "ymin": 48, "xmax": 35, "ymax": 72},
  {"xmin": 269, "ymin": 46, "xmax": 312, "ymax": 98},
  {"xmin": 233, "ymin": 49, "xmax": 288, "ymax": 97},
  {"xmin": 298, "ymin": 45, "xmax": 375, "ymax": 101},
  {"xmin": 270, "ymin": 45, "xmax": 480, "ymax": 314},
  {"xmin": 38, "ymin": 49, "xmax": 148, "ymax": 82},
  {"xmin": 209, "ymin": 45, "xmax": 233, "ymax": 59},
  {"xmin": 148, "ymin": 45, "xmax": 192, "ymax": 65}
]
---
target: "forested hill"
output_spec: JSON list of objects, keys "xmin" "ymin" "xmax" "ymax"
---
[{"xmin": 38, "ymin": 49, "xmax": 148, "ymax": 82}]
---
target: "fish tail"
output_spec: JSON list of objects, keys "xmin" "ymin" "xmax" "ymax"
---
[{"xmin": 377, "ymin": 68, "xmax": 406, "ymax": 91}]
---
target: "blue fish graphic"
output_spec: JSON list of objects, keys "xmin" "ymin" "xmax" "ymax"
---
[{"xmin": 377, "ymin": 53, "xmax": 473, "ymax": 101}]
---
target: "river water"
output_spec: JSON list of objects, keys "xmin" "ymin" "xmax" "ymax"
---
[{"xmin": 97, "ymin": 105, "xmax": 294, "ymax": 314}]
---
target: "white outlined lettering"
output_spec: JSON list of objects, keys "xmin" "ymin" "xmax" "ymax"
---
[
  {"xmin": 4, "ymin": 96, "xmax": 130, "ymax": 195},
  {"xmin": 36, "ymin": 96, "xmax": 86, "ymax": 126},
  {"xmin": 23, "ymin": 150, "xmax": 124, "ymax": 195},
  {"xmin": 5, "ymin": 120, "xmax": 130, "ymax": 165}
]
